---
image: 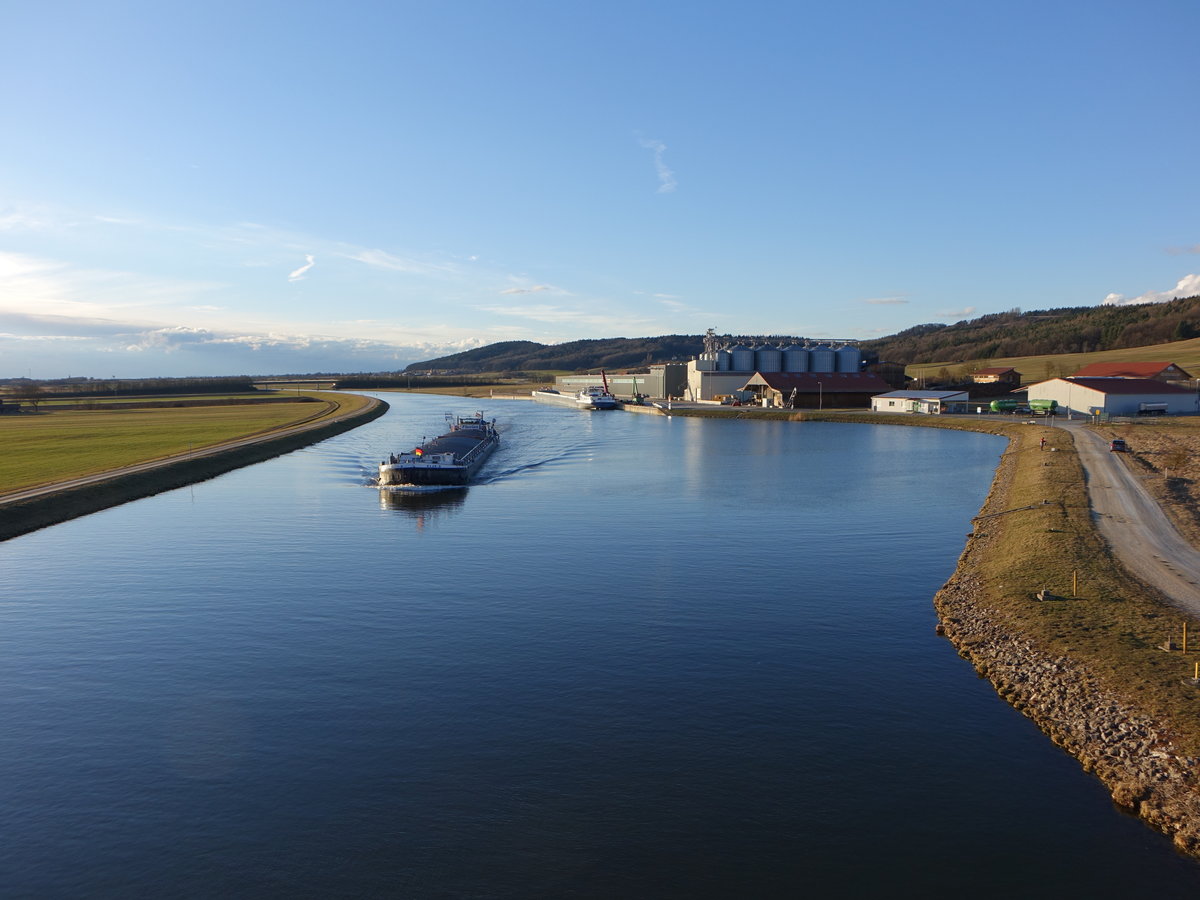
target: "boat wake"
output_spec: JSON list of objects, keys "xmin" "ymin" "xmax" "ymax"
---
[{"xmin": 375, "ymin": 482, "xmax": 464, "ymax": 493}]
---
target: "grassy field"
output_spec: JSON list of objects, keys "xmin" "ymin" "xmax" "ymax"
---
[
  {"xmin": 29, "ymin": 392, "xmax": 295, "ymax": 408},
  {"xmin": 907, "ymin": 335, "xmax": 1200, "ymax": 385},
  {"xmin": 0, "ymin": 392, "xmax": 368, "ymax": 495}
]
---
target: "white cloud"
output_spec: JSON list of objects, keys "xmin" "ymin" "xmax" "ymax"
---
[
  {"xmin": 639, "ymin": 137, "xmax": 677, "ymax": 193},
  {"xmin": 1166, "ymin": 245, "xmax": 1200, "ymax": 256},
  {"xmin": 288, "ymin": 254, "xmax": 315, "ymax": 282},
  {"xmin": 863, "ymin": 297, "xmax": 909, "ymax": 305},
  {"xmin": 1102, "ymin": 274, "xmax": 1200, "ymax": 306},
  {"xmin": 938, "ymin": 306, "xmax": 976, "ymax": 319}
]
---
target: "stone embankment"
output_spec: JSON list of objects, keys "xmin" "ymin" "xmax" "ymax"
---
[{"xmin": 935, "ymin": 572, "xmax": 1200, "ymax": 854}]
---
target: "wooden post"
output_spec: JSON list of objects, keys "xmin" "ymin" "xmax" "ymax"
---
[{"xmin": 1072, "ymin": 570, "xmax": 1078, "ymax": 598}]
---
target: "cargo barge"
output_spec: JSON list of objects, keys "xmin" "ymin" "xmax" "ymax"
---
[{"xmin": 379, "ymin": 412, "xmax": 499, "ymax": 487}]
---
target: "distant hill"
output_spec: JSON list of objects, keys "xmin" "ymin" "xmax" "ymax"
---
[
  {"xmin": 405, "ymin": 335, "xmax": 705, "ymax": 374},
  {"xmin": 861, "ymin": 295, "xmax": 1200, "ymax": 365},
  {"xmin": 401, "ymin": 295, "xmax": 1200, "ymax": 375}
]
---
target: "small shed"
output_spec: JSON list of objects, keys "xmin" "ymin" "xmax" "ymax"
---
[{"xmin": 871, "ymin": 390, "xmax": 970, "ymax": 415}]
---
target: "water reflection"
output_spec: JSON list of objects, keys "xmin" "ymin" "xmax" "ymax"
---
[{"xmin": 379, "ymin": 486, "xmax": 468, "ymax": 528}]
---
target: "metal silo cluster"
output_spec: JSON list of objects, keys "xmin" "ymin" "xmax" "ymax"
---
[{"xmin": 699, "ymin": 332, "xmax": 861, "ymax": 373}]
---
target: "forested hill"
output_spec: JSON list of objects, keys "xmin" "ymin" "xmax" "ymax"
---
[
  {"xmin": 404, "ymin": 335, "xmax": 705, "ymax": 373},
  {"xmin": 861, "ymin": 295, "xmax": 1200, "ymax": 365},
  {"xmin": 404, "ymin": 295, "xmax": 1200, "ymax": 373}
]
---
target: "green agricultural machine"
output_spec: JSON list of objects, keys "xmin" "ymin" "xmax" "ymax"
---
[{"xmin": 988, "ymin": 398, "xmax": 1058, "ymax": 415}]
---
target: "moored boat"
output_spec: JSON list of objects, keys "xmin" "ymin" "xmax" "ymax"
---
[
  {"xmin": 531, "ymin": 386, "xmax": 618, "ymax": 410},
  {"xmin": 379, "ymin": 412, "xmax": 499, "ymax": 487}
]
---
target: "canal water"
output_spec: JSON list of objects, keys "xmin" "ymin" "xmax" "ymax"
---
[{"xmin": 2, "ymin": 393, "xmax": 1199, "ymax": 897}]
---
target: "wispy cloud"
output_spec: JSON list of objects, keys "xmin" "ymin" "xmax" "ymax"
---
[
  {"xmin": 344, "ymin": 248, "xmax": 454, "ymax": 276},
  {"xmin": 1103, "ymin": 274, "xmax": 1200, "ymax": 306},
  {"xmin": 1166, "ymin": 245, "xmax": 1200, "ymax": 256},
  {"xmin": 477, "ymin": 303, "xmax": 648, "ymax": 331},
  {"xmin": 288, "ymin": 254, "xmax": 315, "ymax": 282},
  {"xmin": 863, "ymin": 297, "xmax": 909, "ymax": 305},
  {"xmin": 499, "ymin": 284, "xmax": 552, "ymax": 295},
  {"xmin": 938, "ymin": 306, "xmax": 976, "ymax": 319},
  {"xmin": 0, "ymin": 251, "xmax": 223, "ymax": 319},
  {"xmin": 639, "ymin": 137, "xmax": 677, "ymax": 193}
]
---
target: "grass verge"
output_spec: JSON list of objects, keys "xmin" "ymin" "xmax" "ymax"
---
[
  {"xmin": 0, "ymin": 392, "xmax": 385, "ymax": 542},
  {"xmin": 942, "ymin": 421, "xmax": 1200, "ymax": 754}
]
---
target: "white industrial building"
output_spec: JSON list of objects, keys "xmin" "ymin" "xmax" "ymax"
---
[
  {"xmin": 870, "ymin": 390, "xmax": 970, "ymax": 415},
  {"xmin": 1025, "ymin": 377, "xmax": 1198, "ymax": 417}
]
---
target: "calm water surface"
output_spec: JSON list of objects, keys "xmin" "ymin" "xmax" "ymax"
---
[{"xmin": 3, "ymin": 393, "xmax": 1199, "ymax": 897}]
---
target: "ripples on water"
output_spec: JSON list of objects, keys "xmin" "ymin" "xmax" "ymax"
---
[{"xmin": 2, "ymin": 393, "xmax": 1199, "ymax": 897}]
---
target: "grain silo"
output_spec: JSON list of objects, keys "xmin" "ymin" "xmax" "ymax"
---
[
  {"xmin": 808, "ymin": 344, "xmax": 836, "ymax": 373},
  {"xmin": 836, "ymin": 344, "xmax": 862, "ymax": 373},
  {"xmin": 782, "ymin": 345, "xmax": 809, "ymax": 372},
  {"xmin": 754, "ymin": 345, "xmax": 782, "ymax": 372},
  {"xmin": 729, "ymin": 345, "xmax": 755, "ymax": 372}
]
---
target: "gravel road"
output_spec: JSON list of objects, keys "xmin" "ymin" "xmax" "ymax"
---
[{"xmin": 1061, "ymin": 419, "xmax": 1200, "ymax": 616}]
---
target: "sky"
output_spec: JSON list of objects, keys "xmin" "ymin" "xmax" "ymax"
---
[{"xmin": 2, "ymin": 0, "xmax": 1198, "ymax": 379}]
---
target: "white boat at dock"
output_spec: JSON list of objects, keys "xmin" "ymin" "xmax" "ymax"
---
[{"xmin": 531, "ymin": 386, "xmax": 619, "ymax": 410}]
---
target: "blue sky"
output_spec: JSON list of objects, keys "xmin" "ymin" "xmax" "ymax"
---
[{"xmin": 3, "ymin": 0, "xmax": 1198, "ymax": 378}]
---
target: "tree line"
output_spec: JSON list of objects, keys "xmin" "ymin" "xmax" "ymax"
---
[{"xmin": 862, "ymin": 295, "xmax": 1200, "ymax": 364}]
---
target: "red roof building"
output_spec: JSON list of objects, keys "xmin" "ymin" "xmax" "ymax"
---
[{"xmin": 1070, "ymin": 361, "xmax": 1192, "ymax": 383}]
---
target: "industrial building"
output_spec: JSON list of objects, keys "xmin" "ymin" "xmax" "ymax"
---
[
  {"xmin": 743, "ymin": 372, "xmax": 890, "ymax": 408},
  {"xmin": 1025, "ymin": 377, "xmax": 1199, "ymax": 417},
  {"xmin": 686, "ymin": 331, "xmax": 871, "ymax": 403},
  {"xmin": 870, "ymin": 390, "xmax": 971, "ymax": 414},
  {"xmin": 554, "ymin": 364, "xmax": 687, "ymax": 400}
]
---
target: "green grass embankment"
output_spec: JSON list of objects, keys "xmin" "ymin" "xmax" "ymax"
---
[
  {"xmin": 0, "ymin": 392, "xmax": 386, "ymax": 542},
  {"xmin": 944, "ymin": 421, "xmax": 1200, "ymax": 753}
]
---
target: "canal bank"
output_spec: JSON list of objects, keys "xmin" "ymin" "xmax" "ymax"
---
[
  {"xmin": 931, "ymin": 420, "xmax": 1200, "ymax": 855},
  {"xmin": 0, "ymin": 394, "xmax": 388, "ymax": 542}
]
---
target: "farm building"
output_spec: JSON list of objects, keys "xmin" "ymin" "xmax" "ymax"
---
[
  {"xmin": 971, "ymin": 367, "xmax": 1020, "ymax": 385},
  {"xmin": 739, "ymin": 372, "xmax": 890, "ymax": 409},
  {"xmin": 1025, "ymin": 377, "xmax": 1198, "ymax": 417},
  {"xmin": 1070, "ymin": 361, "xmax": 1193, "ymax": 384},
  {"xmin": 870, "ymin": 390, "xmax": 971, "ymax": 415}
]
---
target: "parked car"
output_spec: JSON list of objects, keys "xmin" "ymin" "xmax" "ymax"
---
[{"xmin": 1110, "ymin": 438, "xmax": 1127, "ymax": 452}]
